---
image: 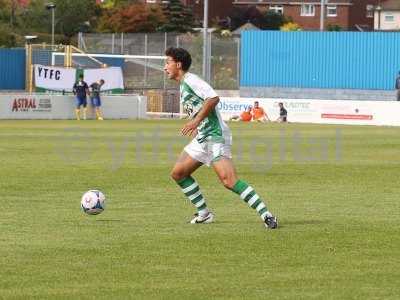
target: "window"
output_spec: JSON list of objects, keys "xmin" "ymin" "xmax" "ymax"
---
[
  {"xmin": 146, "ymin": 0, "xmax": 157, "ymax": 3},
  {"xmin": 301, "ymin": 4, "xmax": 315, "ymax": 17},
  {"xmin": 269, "ymin": 5, "xmax": 284, "ymax": 15},
  {"xmin": 385, "ymin": 14, "xmax": 395, "ymax": 22},
  {"xmin": 366, "ymin": 5, "xmax": 374, "ymax": 18},
  {"xmin": 327, "ymin": 5, "xmax": 337, "ymax": 17}
]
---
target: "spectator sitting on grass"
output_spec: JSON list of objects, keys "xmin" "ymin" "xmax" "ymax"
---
[
  {"xmin": 251, "ymin": 101, "xmax": 270, "ymax": 123},
  {"xmin": 230, "ymin": 106, "xmax": 252, "ymax": 122}
]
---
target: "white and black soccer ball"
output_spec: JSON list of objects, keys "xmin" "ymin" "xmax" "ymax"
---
[{"xmin": 81, "ymin": 190, "xmax": 106, "ymax": 215}]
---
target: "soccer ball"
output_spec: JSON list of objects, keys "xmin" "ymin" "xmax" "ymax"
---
[{"xmin": 81, "ymin": 190, "xmax": 106, "ymax": 215}]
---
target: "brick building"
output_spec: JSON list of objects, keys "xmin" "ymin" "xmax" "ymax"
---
[
  {"xmin": 232, "ymin": 0, "xmax": 381, "ymax": 31},
  {"xmin": 182, "ymin": 0, "xmax": 235, "ymax": 24},
  {"xmin": 374, "ymin": 0, "xmax": 400, "ymax": 30},
  {"xmin": 99, "ymin": 0, "xmax": 393, "ymax": 31}
]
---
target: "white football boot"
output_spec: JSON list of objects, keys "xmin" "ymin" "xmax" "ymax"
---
[{"xmin": 190, "ymin": 211, "xmax": 215, "ymax": 224}]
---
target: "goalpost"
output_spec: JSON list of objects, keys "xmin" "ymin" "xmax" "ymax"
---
[
  {"xmin": 51, "ymin": 51, "xmax": 185, "ymax": 118},
  {"xmin": 26, "ymin": 43, "xmax": 185, "ymax": 119}
]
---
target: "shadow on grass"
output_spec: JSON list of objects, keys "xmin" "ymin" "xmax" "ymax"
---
[{"xmin": 279, "ymin": 219, "xmax": 328, "ymax": 228}]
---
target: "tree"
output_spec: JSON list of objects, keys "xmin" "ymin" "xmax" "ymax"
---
[
  {"xmin": 229, "ymin": 6, "xmax": 263, "ymax": 30},
  {"xmin": 0, "ymin": 23, "xmax": 16, "ymax": 47},
  {"xmin": 19, "ymin": 0, "xmax": 49, "ymax": 34},
  {"xmin": 327, "ymin": 24, "xmax": 342, "ymax": 31},
  {"xmin": 19, "ymin": 0, "xmax": 100, "ymax": 41},
  {"xmin": 0, "ymin": 0, "xmax": 23, "ymax": 27},
  {"xmin": 97, "ymin": 3, "xmax": 165, "ymax": 33},
  {"xmin": 261, "ymin": 11, "xmax": 288, "ymax": 30},
  {"xmin": 229, "ymin": 6, "xmax": 288, "ymax": 31},
  {"xmin": 280, "ymin": 22, "xmax": 301, "ymax": 31},
  {"xmin": 157, "ymin": 0, "xmax": 196, "ymax": 33},
  {"xmin": 53, "ymin": 0, "xmax": 100, "ymax": 38},
  {"xmin": 97, "ymin": 0, "xmax": 137, "ymax": 9}
]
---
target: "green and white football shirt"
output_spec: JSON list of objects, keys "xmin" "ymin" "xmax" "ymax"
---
[{"xmin": 180, "ymin": 72, "xmax": 231, "ymax": 144}]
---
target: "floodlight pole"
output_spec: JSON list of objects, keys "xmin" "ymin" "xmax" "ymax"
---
[
  {"xmin": 46, "ymin": 3, "xmax": 56, "ymax": 48},
  {"xmin": 376, "ymin": 4, "xmax": 382, "ymax": 30},
  {"xmin": 320, "ymin": 0, "xmax": 325, "ymax": 31},
  {"xmin": 51, "ymin": 7, "xmax": 55, "ymax": 47},
  {"xmin": 202, "ymin": 0, "xmax": 209, "ymax": 81}
]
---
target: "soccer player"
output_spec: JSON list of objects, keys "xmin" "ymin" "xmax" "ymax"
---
[
  {"xmin": 164, "ymin": 47, "xmax": 278, "ymax": 229},
  {"xmin": 89, "ymin": 79, "xmax": 105, "ymax": 120},
  {"xmin": 72, "ymin": 74, "xmax": 89, "ymax": 120},
  {"xmin": 229, "ymin": 106, "xmax": 252, "ymax": 122},
  {"xmin": 251, "ymin": 101, "xmax": 270, "ymax": 123}
]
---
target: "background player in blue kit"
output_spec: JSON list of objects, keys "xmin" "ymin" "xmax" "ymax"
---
[
  {"xmin": 72, "ymin": 74, "xmax": 89, "ymax": 120},
  {"xmin": 89, "ymin": 79, "xmax": 105, "ymax": 120}
]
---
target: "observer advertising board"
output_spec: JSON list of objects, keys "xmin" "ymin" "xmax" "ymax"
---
[
  {"xmin": 219, "ymin": 97, "xmax": 400, "ymax": 126},
  {"xmin": 0, "ymin": 94, "xmax": 147, "ymax": 119}
]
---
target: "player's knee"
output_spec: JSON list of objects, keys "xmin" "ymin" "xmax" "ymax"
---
[
  {"xmin": 220, "ymin": 176, "xmax": 235, "ymax": 189},
  {"xmin": 170, "ymin": 168, "xmax": 185, "ymax": 182}
]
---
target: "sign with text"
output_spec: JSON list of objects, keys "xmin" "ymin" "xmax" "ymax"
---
[
  {"xmin": 219, "ymin": 97, "xmax": 400, "ymax": 126},
  {"xmin": 34, "ymin": 65, "xmax": 76, "ymax": 92},
  {"xmin": 34, "ymin": 65, "xmax": 124, "ymax": 94},
  {"xmin": 0, "ymin": 94, "xmax": 146, "ymax": 119}
]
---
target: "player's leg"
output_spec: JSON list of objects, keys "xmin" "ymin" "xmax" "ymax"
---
[
  {"xmin": 75, "ymin": 97, "xmax": 81, "ymax": 120},
  {"xmin": 212, "ymin": 157, "xmax": 278, "ymax": 229},
  {"xmin": 96, "ymin": 108, "xmax": 103, "ymax": 120},
  {"xmin": 90, "ymin": 97, "xmax": 96, "ymax": 118},
  {"xmin": 171, "ymin": 147, "xmax": 213, "ymax": 223},
  {"xmin": 95, "ymin": 98, "xmax": 103, "ymax": 120},
  {"xmin": 82, "ymin": 98, "xmax": 87, "ymax": 120}
]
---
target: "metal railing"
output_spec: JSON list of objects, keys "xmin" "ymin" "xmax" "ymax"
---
[{"xmin": 77, "ymin": 32, "xmax": 240, "ymax": 90}]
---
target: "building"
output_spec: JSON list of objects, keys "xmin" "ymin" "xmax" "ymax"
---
[
  {"xmin": 181, "ymin": 0, "xmax": 235, "ymax": 24},
  {"xmin": 98, "ymin": 0, "xmax": 398, "ymax": 31},
  {"xmin": 232, "ymin": 0, "xmax": 381, "ymax": 31},
  {"xmin": 374, "ymin": 0, "xmax": 400, "ymax": 30}
]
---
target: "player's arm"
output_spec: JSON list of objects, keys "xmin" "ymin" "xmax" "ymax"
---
[
  {"xmin": 85, "ymin": 83, "xmax": 90, "ymax": 96},
  {"xmin": 72, "ymin": 83, "xmax": 76, "ymax": 95},
  {"xmin": 181, "ymin": 96, "xmax": 219, "ymax": 136}
]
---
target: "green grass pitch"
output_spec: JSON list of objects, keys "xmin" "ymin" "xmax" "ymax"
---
[{"xmin": 0, "ymin": 120, "xmax": 399, "ymax": 299}]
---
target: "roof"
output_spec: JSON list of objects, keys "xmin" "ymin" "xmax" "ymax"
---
[
  {"xmin": 232, "ymin": 22, "xmax": 260, "ymax": 35},
  {"xmin": 380, "ymin": 0, "xmax": 400, "ymax": 11},
  {"xmin": 234, "ymin": 0, "xmax": 352, "ymax": 4}
]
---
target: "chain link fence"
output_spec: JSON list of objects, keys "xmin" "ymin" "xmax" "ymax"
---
[
  {"xmin": 27, "ymin": 33, "xmax": 239, "ymax": 114},
  {"xmin": 77, "ymin": 32, "xmax": 240, "ymax": 91}
]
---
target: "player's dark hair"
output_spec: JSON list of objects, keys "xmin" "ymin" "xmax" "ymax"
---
[{"xmin": 165, "ymin": 47, "xmax": 192, "ymax": 71}]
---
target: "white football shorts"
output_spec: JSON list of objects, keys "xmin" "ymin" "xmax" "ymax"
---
[{"xmin": 184, "ymin": 138, "xmax": 232, "ymax": 167}]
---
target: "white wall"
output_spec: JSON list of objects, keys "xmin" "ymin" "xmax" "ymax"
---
[
  {"xmin": 219, "ymin": 97, "xmax": 400, "ymax": 126},
  {"xmin": 0, "ymin": 94, "xmax": 147, "ymax": 119},
  {"xmin": 374, "ymin": 11, "xmax": 400, "ymax": 30}
]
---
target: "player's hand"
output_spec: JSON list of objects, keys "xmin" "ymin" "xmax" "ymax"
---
[
  {"xmin": 181, "ymin": 119, "xmax": 199, "ymax": 137},
  {"xmin": 190, "ymin": 129, "xmax": 198, "ymax": 138}
]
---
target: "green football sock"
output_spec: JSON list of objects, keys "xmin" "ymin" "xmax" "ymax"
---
[
  {"xmin": 231, "ymin": 179, "xmax": 272, "ymax": 220},
  {"xmin": 176, "ymin": 176, "xmax": 208, "ymax": 216}
]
